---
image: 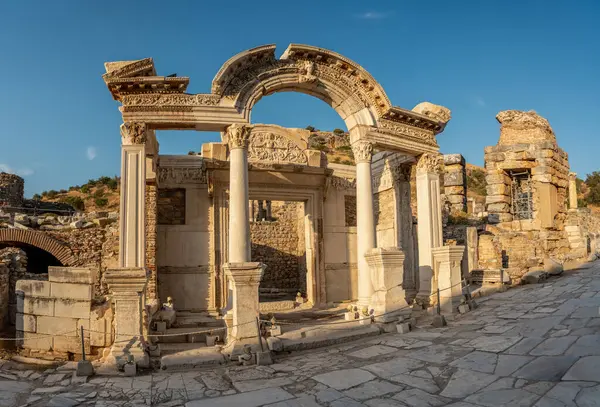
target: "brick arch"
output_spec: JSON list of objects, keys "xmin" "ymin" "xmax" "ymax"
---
[{"xmin": 0, "ymin": 229, "xmax": 76, "ymax": 266}]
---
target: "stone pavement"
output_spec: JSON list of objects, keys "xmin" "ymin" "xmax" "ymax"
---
[{"xmin": 2, "ymin": 261, "xmax": 600, "ymax": 406}]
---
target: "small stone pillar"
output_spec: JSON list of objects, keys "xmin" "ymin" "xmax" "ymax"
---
[
  {"xmin": 432, "ymin": 246, "xmax": 465, "ymax": 314},
  {"xmin": 465, "ymin": 227, "xmax": 479, "ymax": 278},
  {"xmin": 119, "ymin": 122, "xmax": 148, "ymax": 268},
  {"xmin": 223, "ymin": 262, "xmax": 265, "ymax": 355},
  {"xmin": 443, "ymin": 154, "xmax": 467, "ymax": 213},
  {"xmin": 416, "ymin": 153, "xmax": 444, "ymax": 302},
  {"xmin": 352, "ymin": 140, "xmax": 377, "ymax": 307},
  {"xmin": 104, "ymin": 268, "xmax": 149, "ymax": 368},
  {"xmin": 569, "ymin": 172, "xmax": 578, "ymax": 210},
  {"xmin": 364, "ymin": 247, "xmax": 409, "ymax": 322}
]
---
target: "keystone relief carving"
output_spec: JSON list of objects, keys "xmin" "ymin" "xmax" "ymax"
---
[{"xmin": 248, "ymin": 132, "xmax": 308, "ymax": 164}]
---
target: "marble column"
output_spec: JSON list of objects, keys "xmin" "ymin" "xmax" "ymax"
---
[
  {"xmin": 432, "ymin": 246, "xmax": 465, "ymax": 314},
  {"xmin": 223, "ymin": 124, "xmax": 266, "ymax": 356},
  {"xmin": 104, "ymin": 268, "xmax": 149, "ymax": 368},
  {"xmin": 118, "ymin": 122, "xmax": 147, "ymax": 269},
  {"xmin": 569, "ymin": 172, "xmax": 578, "ymax": 210},
  {"xmin": 415, "ymin": 153, "xmax": 443, "ymax": 303},
  {"xmin": 352, "ymin": 140, "xmax": 377, "ymax": 307},
  {"xmin": 227, "ymin": 124, "xmax": 251, "ymax": 263}
]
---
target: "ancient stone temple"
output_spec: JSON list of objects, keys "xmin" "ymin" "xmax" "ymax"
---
[
  {"xmin": 10, "ymin": 44, "xmax": 457, "ymax": 366},
  {"xmin": 478, "ymin": 110, "xmax": 572, "ymax": 279}
]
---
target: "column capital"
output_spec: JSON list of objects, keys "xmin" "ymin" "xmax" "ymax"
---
[
  {"xmin": 569, "ymin": 172, "xmax": 577, "ymax": 180},
  {"xmin": 226, "ymin": 124, "xmax": 252, "ymax": 150},
  {"xmin": 352, "ymin": 140, "xmax": 373, "ymax": 164},
  {"xmin": 120, "ymin": 122, "xmax": 148, "ymax": 145},
  {"xmin": 416, "ymin": 152, "xmax": 443, "ymax": 174},
  {"xmin": 392, "ymin": 163, "xmax": 413, "ymax": 182}
]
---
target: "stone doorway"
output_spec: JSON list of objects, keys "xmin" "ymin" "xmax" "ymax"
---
[{"xmin": 250, "ymin": 200, "xmax": 307, "ymax": 310}]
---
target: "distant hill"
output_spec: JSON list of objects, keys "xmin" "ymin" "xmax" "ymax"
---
[{"xmin": 34, "ymin": 176, "xmax": 120, "ymax": 213}]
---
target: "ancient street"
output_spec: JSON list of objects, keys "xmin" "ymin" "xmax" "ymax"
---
[{"xmin": 1, "ymin": 261, "xmax": 600, "ymax": 407}]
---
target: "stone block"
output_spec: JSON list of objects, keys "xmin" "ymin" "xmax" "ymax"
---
[
  {"xmin": 15, "ymin": 313, "xmax": 36, "ymax": 332},
  {"xmin": 267, "ymin": 337, "xmax": 283, "ymax": 352},
  {"xmin": 458, "ymin": 304, "xmax": 470, "ymax": 314},
  {"xmin": 486, "ymin": 195, "xmax": 511, "ymax": 204},
  {"xmin": 54, "ymin": 299, "xmax": 91, "ymax": 319},
  {"xmin": 50, "ymin": 282, "xmax": 92, "ymax": 301},
  {"xmin": 396, "ymin": 322, "xmax": 410, "ymax": 334},
  {"xmin": 432, "ymin": 315, "xmax": 447, "ymax": 328},
  {"xmin": 37, "ymin": 316, "xmax": 78, "ymax": 335},
  {"xmin": 206, "ymin": 335, "xmax": 219, "ymax": 346},
  {"xmin": 53, "ymin": 335, "xmax": 90, "ymax": 354},
  {"xmin": 256, "ymin": 350, "xmax": 273, "ymax": 366},
  {"xmin": 344, "ymin": 312, "xmax": 356, "ymax": 321},
  {"xmin": 487, "ymin": 203, "xmax": 510, "ymax": 213},
  {"xmin": 485, "ymin": 152, "xmax": 506, "ymax": 162},
  {"xmin": 155, "ymin": 321, "xmax": 167, "ymax": 333},
  {"xmin": 444, "ymin": 171, "xmax": 465, "ymax": 187},
  {"xmin": 445, "ymin": 186, "xmax": 465, "ymax": 195},
  {"xmin": 444, "ymin": 154, "xmax": 465, "ymax": 166},
  {"xmin": 18, "ymin": 331, "xmax": 52, "ymax": 351},
  {"xmin": 124, "ymin": 363, "xmax": 136, "ymax": 377},
  {"xmin": 201, "ymin": 142, "xmax": 227, "ymax": 160},
  {"xmin": 486, "ymin": 184, "xmax": 510, "ymax": 196},
  {"xmin": 447, "ymin": 195, "xmax": 466, "ymax": 205},
  {"xmin": 17, "ymin": 296, "xmax": 54, "ymax": 316},
  {"xmin": 76, "ymin": 360, "xmax": 94, "ymax": 377},
  {"xmin": 90, "ymin": 314, "xmax": 112, "ymax": 347},
  {"xmin": 16, "ymin": 280, "xmax": 50, "ymax": 297},
  {"xmin": 48, "ymin": 267, "xmax": 97, "ymax": 284},
  {"xmin": 305, "ymin": 149, "xmax": 324, "ymax": 167},
  {"xmin": 270, "ymin": 326, "xmax": 282, "ymax": 337}
]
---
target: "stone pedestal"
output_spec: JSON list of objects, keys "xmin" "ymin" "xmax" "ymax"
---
[
  {"xmin": 104, "ymin": 268, "xmax": 149, "ymax": 368},
  {"xmin": 432, "ymin": 246, "xmax": 465, "ymax": 315},
  {"xmin": 364, "ymin": 247, "xmax": 409, "ymax": 322},
  {"xmin": 223, "ymin": 262, "xmax": 266, "ymax": 356},
  {"xmin": 352, "ymin": 140, "xmax": 377, "ymax": 307},
  {"xmin": 416, "ymin": 153, "xmax": 443, "ymax": 303}
]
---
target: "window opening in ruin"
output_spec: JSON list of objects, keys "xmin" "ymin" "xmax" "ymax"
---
[
  {"xmin": 250, "ymin": 200, "xmax": 274, "ymax": 222},
  {"xmin": 509, "ymin": 171, "xmax": 533, "ymax": 220}
]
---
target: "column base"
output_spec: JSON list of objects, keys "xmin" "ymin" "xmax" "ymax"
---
[
  {"xmin": 223, "ymin": 337, "xmax": 269, "ymax": 359},
  {"xmin": 105, "ymin": 339, "xmax": 149, "ymax": 369}
]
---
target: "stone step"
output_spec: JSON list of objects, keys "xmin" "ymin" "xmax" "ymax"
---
[
  {"xmin": 276, "ymin": 324, "xmax": 381, "ymax": 352},
  {"xmin": 153, "ymin": 326, "xmax": 226, "ymax": 344},
  {"xmin": 158, "ymin": 342, "xmax": 208, "ymax": 356},
  {"xmin": 160, "ymin": 345, "xmax": 226, "ymax": 371},
  {"xmin": 470, "ymin": 269, "xmax": 511, "ymax": 284},
  {"xmin": 175, "ymin": 312, "xmax": 223, "ymax": 326},
  {"xmin": 259, "ymin": 300, "xmax": 296, "ymax": 312}
]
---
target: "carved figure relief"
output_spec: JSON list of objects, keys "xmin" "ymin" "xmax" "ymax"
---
[
  {"xmin": 352, "ymin": 141, "xmax": 373, "ymax": 164},
  {"xmin": 121, "ymin": 93, "xmax": 220, "ymax": 107},
  {"xmin": 330, "ymin": 176, "xmax": 356, "ymax": 190},
  {"xmin": 158, "ymin": 167, "xmax": 207, "ymax": 184},
  {"xmin": 299, "ymin": 60, "xmax": 317, "ymax": 84},
  {"xmin": 227, "ymin": 124, "xmax": 251, "ymax": 150},
  {"xmin": 378, "ymin": 119, "xmax": 438, "ymax": 147},
  {"xmin": 120, "ymin": 122, "xmax": 147, "ymax": 145},
  {"xmin": 248, "ymin": 132, "xmax": 308, "ymax": 164}
]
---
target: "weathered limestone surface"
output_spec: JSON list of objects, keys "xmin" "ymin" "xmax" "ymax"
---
[{"xmin": 443, "ymin": 154, "xmax": 467, "ymax": 213}]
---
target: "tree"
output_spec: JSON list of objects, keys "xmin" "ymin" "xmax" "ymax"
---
[
  {"xmin": 585, "ymin": 171, "xmax": 600, "ymax": 205},
  {"xmin": 95, "ymin": 197, "xmax": 108, "ymax": 207},
  {"xmin": 333, "ymin": 128, "xmax": 345, "ymax": 135},
  {"xmin": 305, "ymin": 125, "xmax": 315, "ymax": 132},
  {"xmin": 61, "ymin": 196, "xmax": 85, "ymax": 211},
  {"xmin": 467, "ymin": 168, "xmax": 487, "ymax": 196},
  {"xmin": 32, "ymin": 193, "xmax": 42, "ymax": 200}
]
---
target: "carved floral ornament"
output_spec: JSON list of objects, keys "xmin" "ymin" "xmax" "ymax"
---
[
  {"xmin": 352, "ymin": 141, "xmax": 373, "ymax": 164},
  {"xmin": 120, "ymin": 122, "xmax": 147, "ymax": 145},
  {"xmin": 416, "ymin": 153, "xmax": 443, "ymax": 174},
  {"xmin": 158, "ymin": 166, "xmax": 207, "ymax": 184},
  {"xmin": 227, "ymin": 124, "xmax": 251, "ymax": 150}
]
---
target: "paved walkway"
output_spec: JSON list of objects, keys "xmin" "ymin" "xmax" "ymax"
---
[{"xmin": 2, "ymin": 261, "xmax": 600, "ymax": 406}]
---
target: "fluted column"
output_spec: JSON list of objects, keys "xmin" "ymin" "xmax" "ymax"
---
[
  {"xmin": 119, "ymin": 122, "xmax": 148, "ymax": 268},
  {"xmin": 227, "ymin": 124, "xmax": 252, "ymax": 263},
  {"xmin": 569, "ymin": 172, "xmax": 578, "ymax": 210},
  {"xmin": 352, "ymin": 140, "xmax": 376, "ymax": 307},
  {"xmin": 416, "ymin": 153, "xmax": 444, "ymax": 302}
]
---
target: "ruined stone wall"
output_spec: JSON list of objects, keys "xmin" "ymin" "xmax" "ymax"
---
[
  {"xmin": 374, "ymin": 188, "xmax": 395, "ymax": 242},
  {"xmin": 443, "ymin": 154, "xmax": 467, "ymax": 213},
  {"xmin": 0, "ymin": 263, "xmax": 8, "ymax": 330},
  {"xmin": 0, "ymin": 173, "xmax": 24, "ymax": 208},
  {"xmin": 251, "ymin": 201, "xmax": 305, "ymax": 291}
]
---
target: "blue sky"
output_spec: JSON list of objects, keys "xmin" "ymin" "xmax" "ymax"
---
[{"xmin": 0, "ymin": 0, "xmax": 598, "ymax": 197}]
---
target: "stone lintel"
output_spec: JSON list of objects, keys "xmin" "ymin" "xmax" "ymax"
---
[
  {"xmin": 443, "ymin": 154, "xmax": 465, "ymax": 166},
  {"xmin": 104, "ymin": 268, "xmax": 149, "ymax": 294},
  {"xmin": 48, "ymin": 267, "xmax": 96, "ymax": 284},
  {"xmin": 432, "ymin": 246, "xmax": 466, "ymax": 263}
]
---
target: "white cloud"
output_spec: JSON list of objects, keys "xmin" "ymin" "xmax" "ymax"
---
[
  {"xmin": 357, "ymin": 11, "xmax": 390, "ymax": 20},
  {"xmin": 0, "ymin": 163, "xmax": 34, "ymax": 176},
  {"xmin": 86, "ymin": 146, "xmax": 97, "ymax": 161}
]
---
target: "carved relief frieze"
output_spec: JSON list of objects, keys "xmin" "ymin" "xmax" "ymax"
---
[
  {"xmin": 352, "ymin": 141, "xmax": 373, "ymax": 164},
  {"xmin": 158, "ymin": 166, "xmax": 207, "ymax": 184},
  {"xmin": 121, "ymin": 93, "xmax": 220, "ymax": 107},
  {"xmin": 248, "ymin": 132, "xmax": 308, "ymax": 164},
  {"xmin": 298, "ymin": 60, "xmax": 318, "ymax": 84},
  {"xmin": 330, "ymin": 176, "xmax": 356, "ymax": 190},
  {"xmin": 377, "ymin": 119, "xmax": 438, "ymax": 147},
  {"xmin": 120, "ymin": 122, "xmax": 147, "ymax": 145}
]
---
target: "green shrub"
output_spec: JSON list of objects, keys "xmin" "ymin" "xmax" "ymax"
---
[
  {"xmin": 305, "ymin": 125, "xmax": 315, "ymax": 132},
  {"xmin": 332, "ymin": 157, "xmax": 341, "ymax": 164},
  {"xmin": 60, "ymin": 196, "xmax": 85, "ymax": 211},
  {"xmin": 106, "ymin": 178, "xmax": 118, "ymax": 190},
  {"xmin": 59, "ymin": 189, "xmax": 67, "ymax": 194},
  {"xmin": 80, "ymin": 185, "xmax": 90, "ymax": 194},
  {"xmin": 93, "ymin": 188, "xmax": 105, "ymax": 198},
  {"xmin": 333, "ymin": 128, "xmax": 345, "ymax": 135},
  {"xmin": 95, "ymin": 197, "xmax": 108, "ymax": 207},
  {"xmin": 585, "ymin": 172, "xmax": 600, "ymax": 205},
  {"xmin": 467, "ymin": 168, "xmax": 487, "ymax": 196},
  {"xmin": 46, "ymin": 190, "xmax": 58, "ymax": 199},
  {"xmin": 32, "ymin": 193, "xmax": 42, "ymax": 200},
  {"xmin": 341, "ymin": 159, "xmax": 354, "ymax": 165}
]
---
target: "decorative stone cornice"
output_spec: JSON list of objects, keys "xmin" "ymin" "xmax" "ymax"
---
[
  {"xmin": 352, "ymin": 141, "xmax": 373, "ymax": 164},
  {"xmin": 120, "ymin": 122, "xmax": 147, "ymax": 145},
  {"xmin": 158, "ymin": 167, "xmax": 207, "ymax": 184},
  {"xmin": 416, "ymin": 153, "xmax": 443, "ymax": 174},
  {"xmin": 227, "ymin": 124, "xmax": 252, "ymax": 150}
]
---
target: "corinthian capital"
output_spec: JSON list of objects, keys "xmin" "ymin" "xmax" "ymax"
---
[
  {"xmin": 416, "ymin": 153, "xmax": 443, "ymax": 174},
  {"xmin": 227, "ymin": 124, "xmax": 251, "ymax": 150},
  {"xmin": 120, "ymin": 122, "xmax": 147, "ymax": 145},
  {"xmin": 352, "ymin": 140, "xmax": 373, "ymax": 164}
]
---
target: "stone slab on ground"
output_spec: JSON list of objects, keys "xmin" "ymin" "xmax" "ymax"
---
[
  {"xmin": 185, "ymin": 387, "xmax": 294, "ymax": 406},
  {"xmin": 160, "ymin": 347, "xmax": 226, "ymax": 370},
  {"xmin": 312, "ymin": 368, "xmax": 375, "ymax": 390}
]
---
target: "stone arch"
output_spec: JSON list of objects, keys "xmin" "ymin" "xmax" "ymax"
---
[
  {"xmin": 212, "ymin": 44, "xmax": 393, "ymax": 130},
  {"xmin": 0, "ymin": 229, "xmax": 76, "ymax": 266}
]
